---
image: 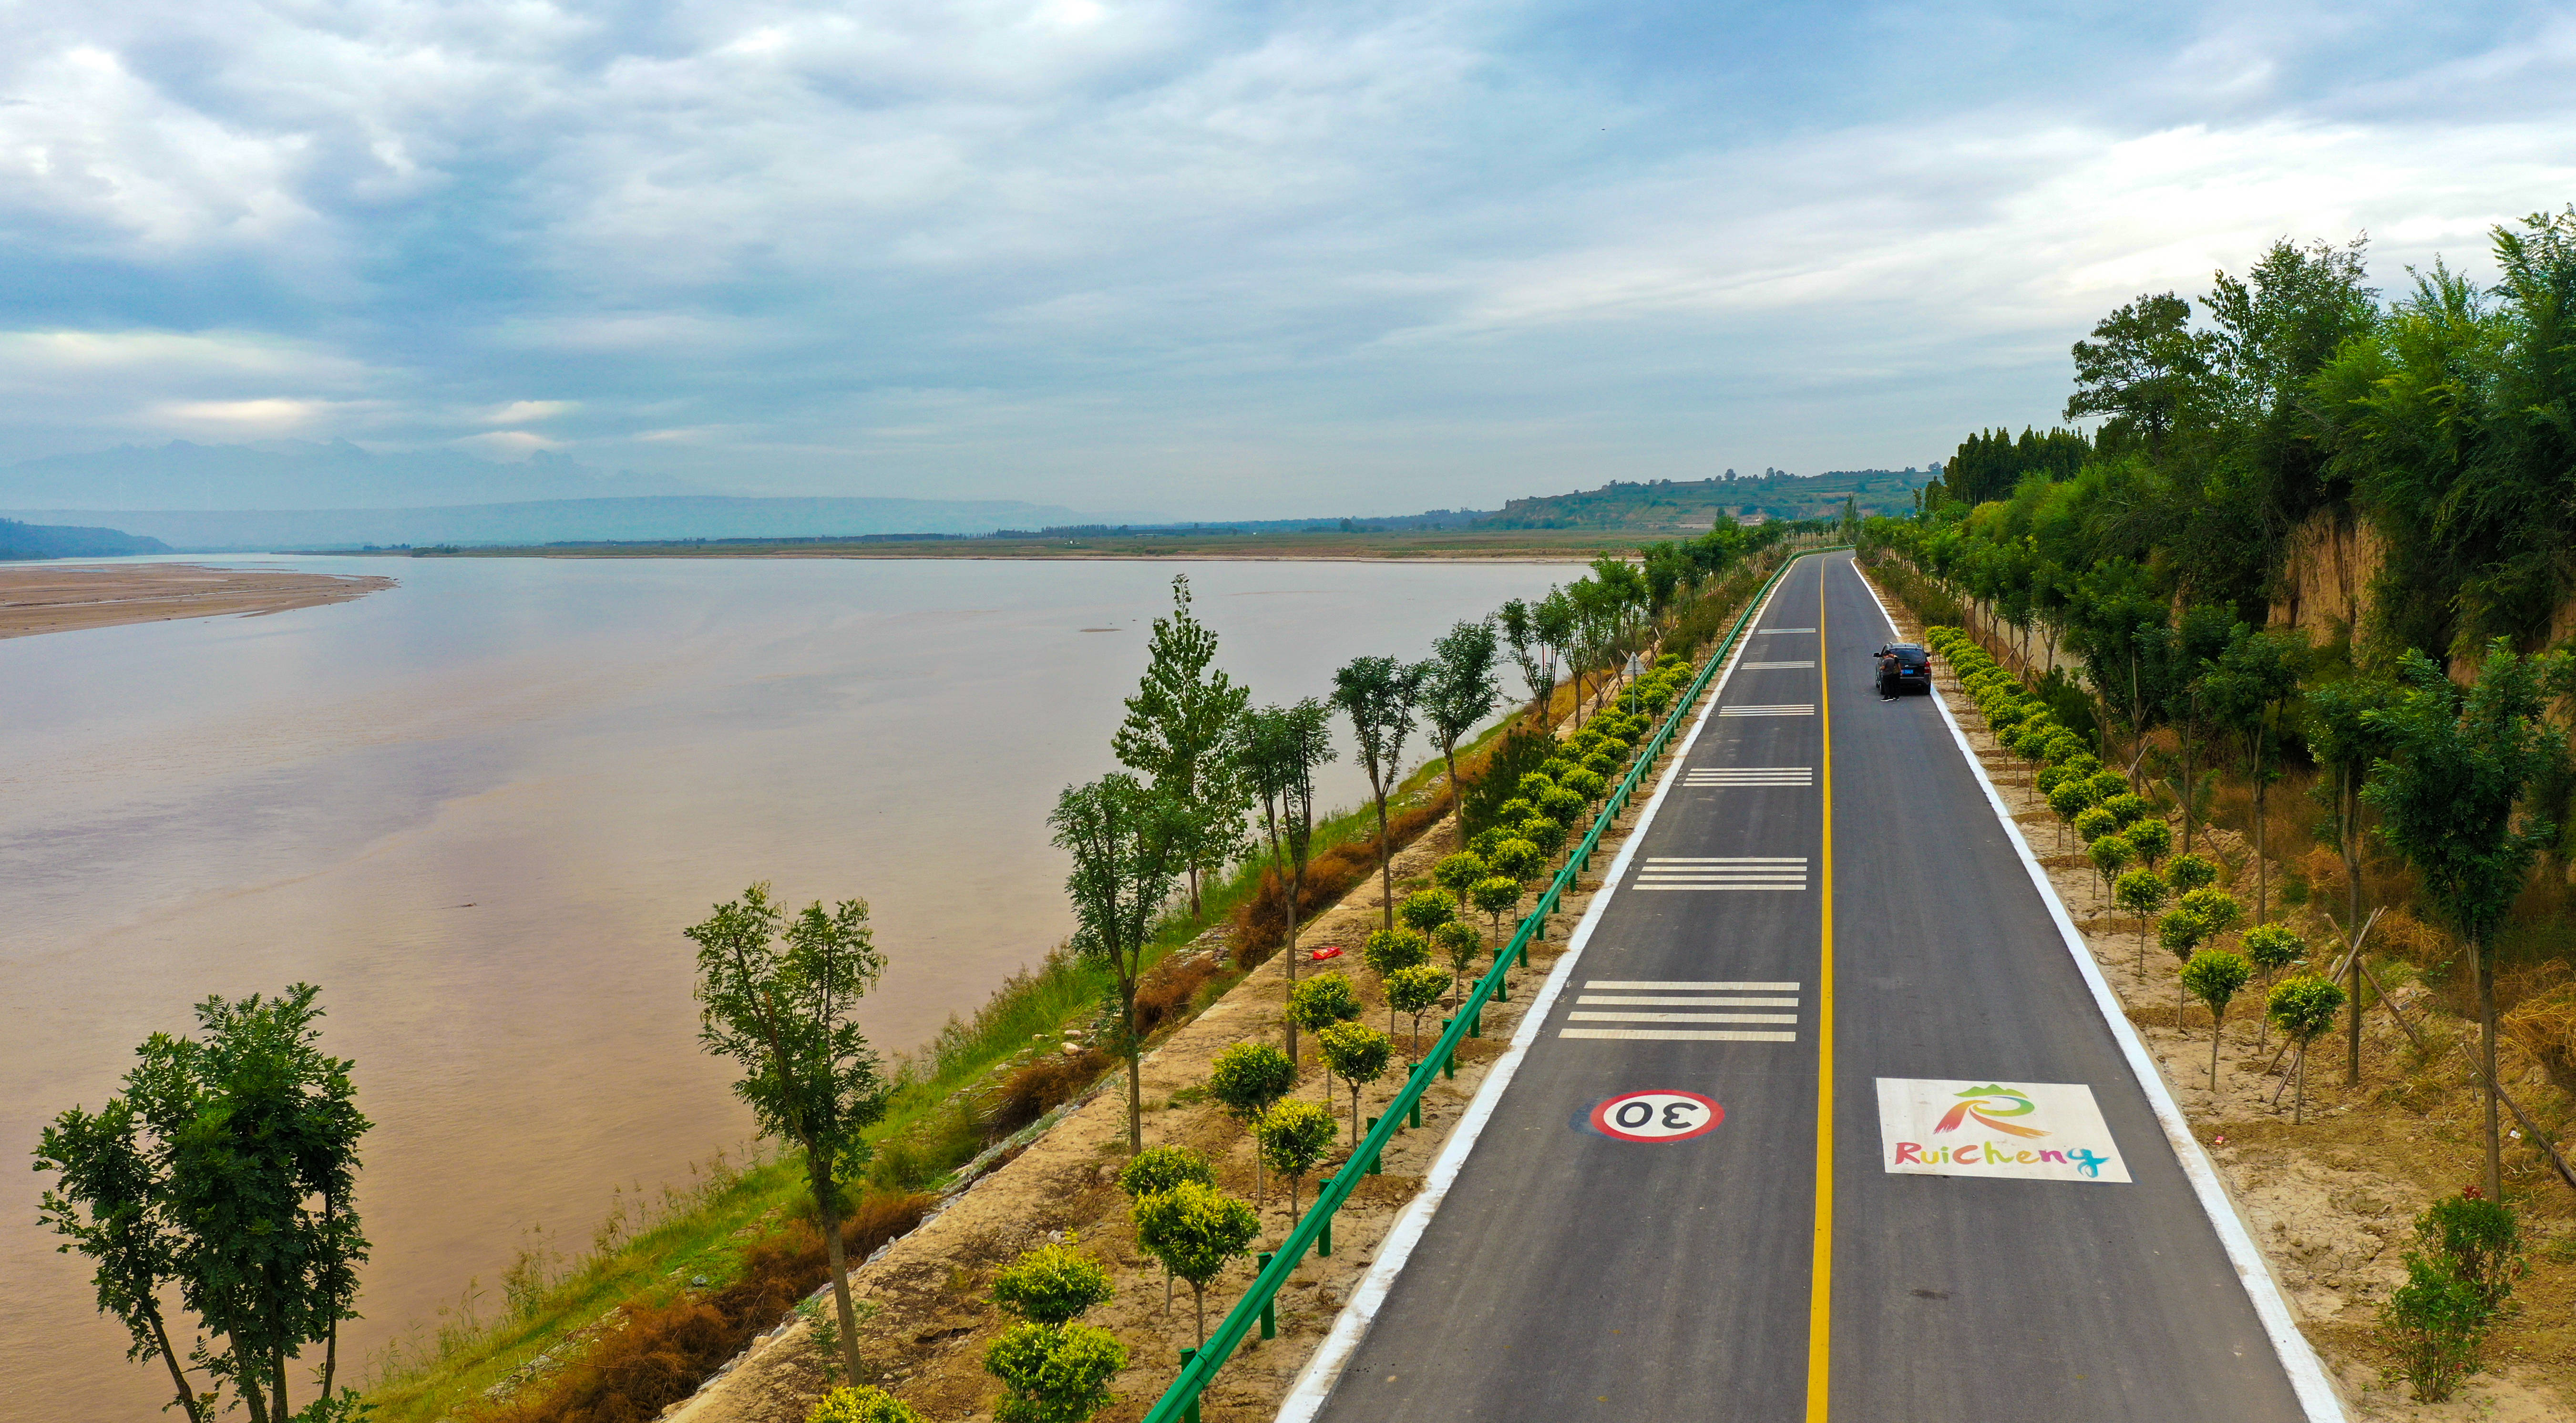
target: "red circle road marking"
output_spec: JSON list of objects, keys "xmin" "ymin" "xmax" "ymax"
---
[{"xmin": 1589, "ymin": 1091, "xmax": 1723, "ymax": 1142}]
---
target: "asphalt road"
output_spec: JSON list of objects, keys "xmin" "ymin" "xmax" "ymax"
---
[{"xmin": 1313, "ymin": 552, "xmax": 2309, "ymax": 1423}]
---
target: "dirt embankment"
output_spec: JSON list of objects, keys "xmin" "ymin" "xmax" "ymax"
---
[
  {"xmin": 0, "ymin": 562, "xmax": 393, "ymax": 639},
  {"xmin": 1871, "ymin": 575, "xmax": 2576, "ymax": 1423},
  {"xmin": 662, "ymin": 700, "xmax": 1702, "ymax": 1423}
]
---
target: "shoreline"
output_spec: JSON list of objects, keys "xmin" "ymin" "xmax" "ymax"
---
[{"xmin": 0, "ymin": 563, "xmax": 394, "ymax": 639}]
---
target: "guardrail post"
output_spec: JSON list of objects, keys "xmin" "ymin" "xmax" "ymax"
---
[
  {"xmin": 1409, "ymin": 1097, "xmax": 1422, "ymax": 1130},
  {"xmin": 1495, "ymin": 969, "xmax": 1509, "ymax": 1002},
  {"xmin": 1178, "ymin": 1349, "xmax": 1203, "ymax": 1423},
  {"xmin": 1319, "ymin": 1213, "xmax": 1333, "ymax": 1257},
  {"xmin": 1256, "ymin": 1253, "xmax": 1277, "ymax": 1338},
  {"xmin": 1440, "ymin": 1020, "xmax": 1456, "ymax": 1077},
  {"xmin": 1469, "ymin": 1007, "xmax": 1482, "ymax": 1038},
  {"xmin": 1364, "ymin": 1118, "xmax": 1381, "ymax": 1174}
]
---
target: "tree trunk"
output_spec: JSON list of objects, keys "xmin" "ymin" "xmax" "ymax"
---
[
  {"xmin": 2253, "ymin": 734, "xmax": 2268, "ymax": 923},
  {"xmin": 2294, "ymin": 1047, "xmax": 2308, "ymax": 1126},
  {"xmin": 816, "ymin": 1155, "xmax": 865, "ymax": 1385},
  {"xmin": 1126, "ymin": 1036, "xmax": 1145, "ymax": 1157},
  {"xmin": 1284, "ymin": 863, "xmax": 1304, "ymax": 1066},
  {"xmin": 228, "ymin": 1332, "xmax": 272, "ymax": 1423},
  {"xmin": 1350, "ymin": 1083, "xmax": 1362, "ymax": 1145},
  {"xmin": 2344, "ymin": 774, "xmax": 2365, "ymax": 1087},
  {"xmin": 1188, "ymin": 863, "xmax": 1202, "ymax": 918},
  {"xmin": 1194, "ymin": 1282, "xmax": 1207, "ymax": 1346},
  {"xmin": 2180, "ymin": 722, "xmax": 2194, "ymax": 855},
  {"xmin": 2209, "ymin": 1008, "xmax": 2223, "ymax": 1091},
  {"xmin": 147, "ymin": 1307, "xmax": 203, "ymax": 1423},
  {"xmin": 2478, "ymin": 937, "xmax": 2504, "ymax": 1202},
  {"xmin": 1372, "ymin": 787, "xmax": 1394, "ymax": 932},
  {"xmin": 2136, "ymin": 924, "xmax": 2147, "ymax": 982}
]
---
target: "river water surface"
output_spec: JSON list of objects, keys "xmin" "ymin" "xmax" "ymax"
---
[{"xmin": 1, "ymin": 555, "xmax": 1560, "ymax": 1415}]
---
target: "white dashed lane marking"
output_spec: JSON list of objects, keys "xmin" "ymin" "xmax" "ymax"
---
[
  {"xmin": 1632, "ymin": 856, "xmax": 1809, "ymax": 890},
  {"xmin": 1559, "ymin": 981, "xmax": 1804, "ymax": 1043},
  {"xmin": 1684, "ymin": 766, "xmax": 1813, "ymax": 786},
  {"xmin": 1717, "ymin": 704, "xmax": 1816, "ymax": 717},
  {"xmin": 1755, "ymin": 628, "xmax": 1816, "ymax": 634},
  {"xmin": 1738, "ymin": 660, "xmax": 1817, "ymax": 670}
]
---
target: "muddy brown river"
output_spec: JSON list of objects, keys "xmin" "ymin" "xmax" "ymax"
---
[{"xmin": 0, "ymin": 554, "xmax": 1560, "ymax": 1414}]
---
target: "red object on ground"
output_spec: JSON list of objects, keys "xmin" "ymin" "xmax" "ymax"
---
[{"xmin": 1307, "ymin": 945, "xmax": 1345, "ymax": 961}]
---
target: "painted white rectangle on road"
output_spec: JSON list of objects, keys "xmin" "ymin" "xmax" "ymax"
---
[
  {"xmin": 1585, "ymin": 980, "xmax": 1800, "ymax": 990},
  {"xmin": 1718, "ymin": 704, "xmax": 1816, "ymax": 716},
  {"xmin": 1875, "ymin": 1078, "xmax": 2130, "ymax": 1184},
  {"xmin": 1569, "ymin": 1011, "xmax": 1797, "ymax": 1024},
  {"xmin": 1738, "ymin": 660, "xmax": 1817, "ymax": 670},
  {"xmin": 1575, "ymin": 995, "xmax": 1797, "ymax": 1007},
  {"xmin": 1561, "ymin": 1028, "xmax": 1797, "ymax": 1042},
  {"xmin": 1755, "ymin": 628, "xmax": 1816, "ymax": 634}
]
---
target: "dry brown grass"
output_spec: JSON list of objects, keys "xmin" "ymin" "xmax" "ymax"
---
[{"xmin": 473, "ymin": 1196, "xmax": 933, "ymax": 1423}]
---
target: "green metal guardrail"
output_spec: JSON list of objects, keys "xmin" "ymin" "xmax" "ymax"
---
[{"xmin": 1137, "ymin": 547, "xmax": 1839, "ymax": 1423}]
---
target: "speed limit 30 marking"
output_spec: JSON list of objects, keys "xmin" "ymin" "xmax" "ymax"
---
[{"xmin": 1588, "ymin": 1090, "xmax": 1723, "ymax": 1142}]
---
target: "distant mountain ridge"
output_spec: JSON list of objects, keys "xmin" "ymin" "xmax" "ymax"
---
[
  {"xmin": 0, "ymin": 518, "xmax": 171, "ymax": 560},
  {"xmin": 0, "ymin": 497, "xmax": 1103, "ymax": 550},
  {"xmin": 0, "ymin": 441, "xmax": 708, "ymax": 511},
  {"xmin": 1480, "ymin": 470, "xmax": 1932, "ymax": 529}
]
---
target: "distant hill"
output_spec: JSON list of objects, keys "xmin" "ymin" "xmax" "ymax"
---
[
  {"xmin": 0, "ymin": 441, "xmax": 709, "ymax": 511},
  {"xmin": 0, "ymin": 518, "xmax": 171, "ymax": 560},
  {"xmin": 1479, "ymin": 470, "xmax": 1933, "ymax": 530},
  {"xmin": 0, "ymin": 497, "xmax": 1105, "ymax": 551}
]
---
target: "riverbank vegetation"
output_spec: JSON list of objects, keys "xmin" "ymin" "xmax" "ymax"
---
[{"xmin": 1860, "ymin": 204, "xmax": 2576, "ymax": 1405}]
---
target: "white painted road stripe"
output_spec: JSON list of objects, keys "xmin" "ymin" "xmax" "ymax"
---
[
  {"xmin": 1718, "ymin": 704, "xmax": 1816, "ymax": 715},
  {"xmin": 1756, "ymin": 628, "xmax": 1816, "ymax": 633},
  {"xmin": 1635, "ymin": 883, "xmax": 1807, "ymax": 891},
  {"xmin": 1647, "ymin": 856, "xmax": 1806, "ymax": 863},
  {"xmin": 1586, "ymin": 980, "xmax": 1801, "ymax": 990},
  {"xmin": 1569, "ymin": 1011, "xmax": 1800, "ymax": 1024},
  {"xmin": 1575, "ymin": 995, "xmax": 1798, "ymax": 1007},
  {"xmin": 1739, "ymin": 660, "xmax": 1818, "ymax": 669},
  {"xmin": 1561, "ymin": 1027, "xmax": 1798, "ymax": 1042}
]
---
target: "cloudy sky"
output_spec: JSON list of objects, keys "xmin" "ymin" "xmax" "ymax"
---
[{"xmin": 4, "ymin": 0, "xmax": 2571, "ymax": 517}]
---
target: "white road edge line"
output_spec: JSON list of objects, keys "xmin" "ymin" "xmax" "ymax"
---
[
  {"xmin": 1273, "ymin": 553, "xmax": 1806, "ymax": 1423},
  {"xmin": 1846, "ymin": 557, "xmax": 2349, "ymax": 1423}
]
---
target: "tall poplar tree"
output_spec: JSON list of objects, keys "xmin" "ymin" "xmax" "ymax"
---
[
  {"xmin": 1241, "ymin": 700, "xmax": 1335, "ymax": 1064},
  {"xmin": 2363, "ymin": 641, "xmax": 2566, "ymax": 1202},
  {"xmin": 1052, "ymin": 773, "xmax": 1190, "ymax": 1153},
  {"xmin": 1114, "ymin": 575, "xmax": 1252, "ymax": 915},
  {"xmin": 1333, "ymin": 656, "xmax": 1423, "ymax": 930},
  {"xmin": 1419, "ymin": 619, "xmax": 1502, "ymax": 817},
  {"xmin": 689, "ymin": 885, "xmax": 892, "ymax": 1385}
]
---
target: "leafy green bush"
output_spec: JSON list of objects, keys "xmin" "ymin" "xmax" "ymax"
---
[
  {"xmin": 2416, "ymin": 1192, "xmax": 2528, "ymax": 1313},
  {"xmin": 992, "ymin": 1237, "xmax": 1116, "ymax": 1326},
  {"xmin": 807, "ymin": 1386, "xmax": 926, "ymax": 1423},
  {"xmin": 2379, "ymin": 1254, "xmax": 2489, "ymax": 1402},
  {"xmin": 985, "ymin": 1321, "xmax": 1126, "ymax": 1423}
]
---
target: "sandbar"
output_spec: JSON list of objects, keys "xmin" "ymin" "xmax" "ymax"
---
[{"xmin": 0, "ymin": 563, "xmax": 394, "ymax": 639}]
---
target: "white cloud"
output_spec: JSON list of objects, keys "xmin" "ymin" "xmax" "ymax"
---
[
  {"xmin": 454, "ymin": 429, "xmax": 566, "ymax": 456},
  {"xmin": 481, "ymin": 400, "xmax": 575, "ymax": 423}
]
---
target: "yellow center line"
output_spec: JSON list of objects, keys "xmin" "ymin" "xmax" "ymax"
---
[{"xmin": 1806, "ymin": 563, "xmax": 1836, "ymax": 1422}]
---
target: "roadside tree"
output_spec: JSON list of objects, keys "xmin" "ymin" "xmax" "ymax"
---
[
  {"xmin": 2266, "ymin": 976, "xmax": 2348, "ymax": 1124},
  {"xmin": 985, "ymin": 1322, "xmax": 1125, "ymax": 1423},
  {"xmin": 689, "ymin": 886, "xmax": 891, "ymax": 1386},
  {"xmin": 1114, "ymin": 575, "xmax": 1253, "ymax": 916},
  {"xmin": 1385, "ymin": 964, "xmax": 1450, "ymax": 1059},
  {"xmin": 1051, "ymin": 775, "xmax": 1189, "ymax": 1155},
  {"xmin": 1332, "ymin": 655, "xmax": 1426, "ymax": 929},
  {"xmin": 1362, "ymin": 928, "xmax": 1432, "ymax": 1034},
  {"xmin": 2307, "ymin": 675, "xmax": 2400, "ymax": 1083},
  {"xmin": 2180, "ymin": 950, "xmax": 2251, "ymax": 1090},
  {"xmin": 2114, "ymin": 868, "xmax": 2167, "ymax": 980},
  {"xmin": 1286, "ymin": 974, "xmax": 1362, "ymax": 1100},
  {"xmin": 1133, "ymin": 1181, "xmax": 1261, "ymax": 1345},
  {"xmin": 2362, "ymin": 640, "xmax": 2566, "ymax": 1202},
  {"xmin": 1240, "ymin": 700, "xmax": 1336, "ymax": 1065},
  {"xmin": 1255, "ymin": 1100, "xmax": 1339, "ymax": 1225},
  {"xmin": 35, "ymin": 984, "xmax": 369, "ymax": 1423},
  {"xmin": 1317, "ymin": 1021, "xmax": 1394, "ymax": 1143},
  {"xmin": 1419, "ymin": 619, "xmax": 1503, "ymax": 815},
  {"xmin": 1205, "ymin": 1044, "xmax": 1295, "ymax": 1206},
  {"xmin": 992, "ymin": 1236, "xmax": 1116, "ymax": 1325},
  {"xmin": 2239, "ymin": 923, "xmax": 2305, "ymax": 1052},
  {"xmin": 1117, "ymin": 1149, "xmax": 1214, "ymax": 1310}
]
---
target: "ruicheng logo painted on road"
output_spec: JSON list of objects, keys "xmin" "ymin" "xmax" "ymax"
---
[
  {"xmin": 1581, "ymin": 1090, "xmax": 1723, "ymax": 1142},
  {"xmin": 1874, "ymin": 1078, "xmax": 2130, "ymax": 1183}
]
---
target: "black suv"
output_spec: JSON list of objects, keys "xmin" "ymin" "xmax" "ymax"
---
[{"xmin": 1875, "ymin": 643, "xmax": 1930, "ymax": 696}]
